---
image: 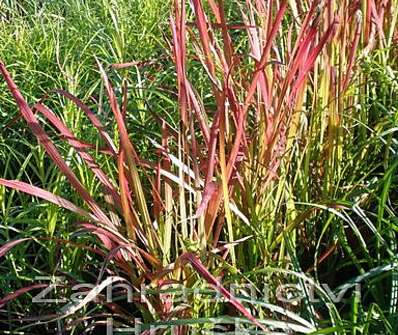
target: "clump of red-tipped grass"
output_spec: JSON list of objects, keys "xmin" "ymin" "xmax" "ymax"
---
[
  {"xmin": 0, "ymin": 58, "xmax": 269, "ymax": 332},
  {"xmin": 1, "ymin": 0, "xmax": 394, "ymax": 333},
  {"xmin": 169, "ymin": 0, "xmax": 339, "ymax": 260}
]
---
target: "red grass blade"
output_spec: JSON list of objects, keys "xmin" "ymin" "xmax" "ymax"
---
[
  {"xmin": 179, "ymin": 253, "xmax": 268, "ymax": 332},
  {"xmin": 0, "ymin": 179, "xmax": 96, "ymax": 220},
  {"xmin": 342, "ymin": 14, "xmax": 361, "ymax": 92},
  {"xmin": 243, "ymin": 0, "xmax": 288, "ymax": 115},
  {"xmin": 0, "ymin": 284, "xmax": 49, "ymax": 308},
  {"xmin": 170, "ymin": 10, "xmax": 188, "ymax": 127},
  {"xmin": 0, "ymin": 62, "xmax": 114, "ymax": 228},
  {"xmin": 186, "ymin": 80, "xmax": 210, "ymax": 145},
  {"xmin": 0, "ymin": 238, "xmax": 31, "ymax": 258},
  {"xmin": 45, "ymin": 89, "xmax": 118, "ymax": 155},
  {"xmin": 191, "ymin": 0, "xmax": 217, "ymax": 80},
  {"xmin": 195, "ymin": 181, "xmax": 218, "ymax": 218},
  {"xmin": 293, "ymin": 19, "xmax": 339, "ymax": 92},
  {"xmin": 79, "ymin": 222, "xmax": 127, "ymax": 246},
  {"xmin": 33, "ymin": 103, "xmax": 122, "ymax": 209},
  {"xmin": 215, "ymin": 0, "xmax": 234, "ymax": 67},
  {"xmin": 118, "ymin": 149, "xmax": 141, "ymax": 240},
  {"xmin": 96, "ymin": 60, "xmax": 156, "ymax": 249}
]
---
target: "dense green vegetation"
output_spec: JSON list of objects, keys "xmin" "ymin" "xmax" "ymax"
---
[{"xmin": 0, "ymin": 0, "xmax": 397, "ymax": 334}]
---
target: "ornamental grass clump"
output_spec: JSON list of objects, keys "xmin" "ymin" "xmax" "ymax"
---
[{"xmin": 1, "ymin": 0, "xmax": 396, "ymax": 333}]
